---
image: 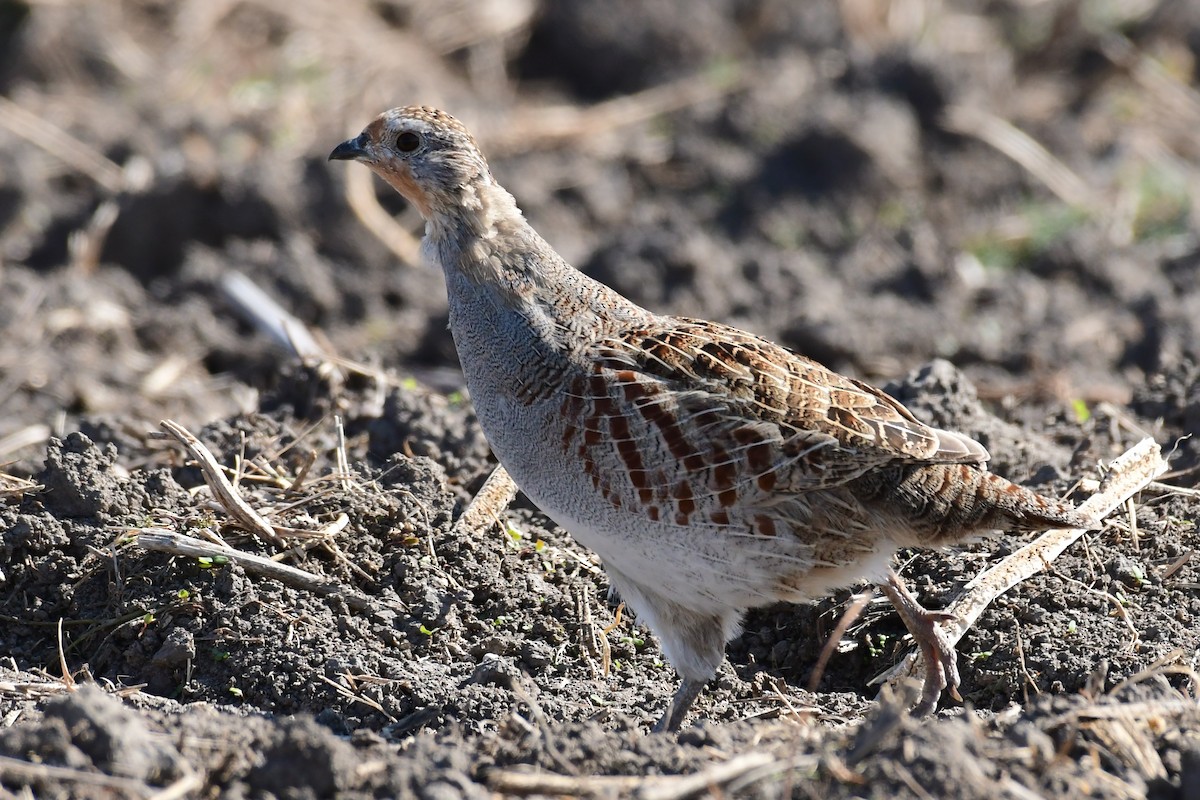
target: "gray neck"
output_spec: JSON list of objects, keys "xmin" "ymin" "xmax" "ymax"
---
[{"xmin": 423, "ymin": 180, "xmax": 650, "ymax": 352}]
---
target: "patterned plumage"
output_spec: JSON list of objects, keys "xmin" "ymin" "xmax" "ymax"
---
[
  {"xmin": 561, "ymin": 317, "xmax": 1085, "ymax": 549},
  {"xmin": 331, "ymin": 106, "xmax": 1097, "ymax": 731}
]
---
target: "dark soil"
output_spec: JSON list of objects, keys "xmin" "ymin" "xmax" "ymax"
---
[{"xmin": 2, "ymin": 1, "xmax": 1200, "ymax": 797}]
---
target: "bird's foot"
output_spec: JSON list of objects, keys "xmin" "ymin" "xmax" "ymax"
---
[
  {"xmin": 653, "ymin": 677, "xmax": 707, "ymax": 733},
  {"xmin": 879, "ymin": 569, "xmax": 961, "ymax": 716}
]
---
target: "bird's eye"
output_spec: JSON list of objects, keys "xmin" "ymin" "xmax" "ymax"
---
[{"xmin": 396, "ymin": 131, "xmax": 421, "ymax": 152}]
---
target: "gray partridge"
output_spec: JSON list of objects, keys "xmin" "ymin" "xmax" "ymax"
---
[{"xmin": 330, "ymin": 106, "xmax": 1097, "ymax": 731}]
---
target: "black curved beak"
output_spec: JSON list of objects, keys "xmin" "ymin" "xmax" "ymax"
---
[{"xmin": 328, "ymin": 134, "xmax": 368, "ymax": 162}]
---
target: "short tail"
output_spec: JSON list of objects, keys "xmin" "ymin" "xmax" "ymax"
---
[{"xmin": 855, "ymin": 463, "xmax": 1099, "ymax": 545}]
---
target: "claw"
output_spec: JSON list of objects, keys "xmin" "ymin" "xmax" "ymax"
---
[{"xmin": 879, "ymin": 569, "xmax": 962, "ymax": 716}]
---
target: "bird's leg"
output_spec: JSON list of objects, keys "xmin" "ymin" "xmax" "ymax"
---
[
  {"xmin": 878, "ymin": 568, "xmax": 962, "ymax": 716},
  {"xmin": 653, "ymin": 677, "xmax": 707, "ymax": 733}
]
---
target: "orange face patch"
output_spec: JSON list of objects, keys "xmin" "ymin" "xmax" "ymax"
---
[
  {"xmin": 363, "ymin": 116, "xmax": 434, "ymax": 217},
  {"xmin": 377, "ymin": 165, "xmax": 433, "ymax": 218}
]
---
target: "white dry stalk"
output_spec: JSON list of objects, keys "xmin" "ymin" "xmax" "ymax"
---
[
  {"xmin": 0, "ymin": 471, "xmax": 41, "ymax": 501},
  {"xmin": 56, "ymin": 619, "xmax": 75, "ymax": 691},
  {"xmin": 318, "ymin": 674, "xmax": 394, "ymax": 721},
  {"xmin": 0, "ymin": 95, "xmax": 125, "ymax": 193},
  {"xmin": 334, "ymin": 415, "xmax": 352, "ymax": 494},
  {"xmin": 942, "ymin": 103, "xmax": 1101, "ymax": 216},
  {"xmin": 68, "ymin": 199, "xmax": 120, "ymax": 275},
  {"xmin": 219, "ymin": 271, "xmax": 326, "ymax": 362},
  {"xmin": 160, "ymin": 419, "xmax": 284, "ymax": 547},
  {"xmin": 219, "ymin": 272, "xmax": 345, "ymax": 398},
  {"xmin": 345, "ymin": 162, "xmax": 424, "ymax": 268},
  {"xmin": 876, "ymin": 437, "xmax": 1168, "ymax": 691},
  {"xmin": 0, "ymin": 424, "xmax": 52, "ymax": 460},
  {"xmin": 487, "ymin": 750, "xmax": 784, "ymax": 800},
  {"xmin": 136, "ymin": 528, "xmax": 376, "ymax": 613},
  {"xmin": 451, "ymin": 463, "xmax": 519, "ymax": 539},
  {"xmin": 270, "ymin": 513, "xmax": 351, "ymax": 561},
  {"xmin": 487, "ymin": 68, "xmax": 746, "ymax": 156},
  {"xmin": 809, "ymin": 589, "xmax": 875, "ymax": 693},
  {"xmin": 0, "ymin": 680, "xmax": 76, "ymax": 699}
]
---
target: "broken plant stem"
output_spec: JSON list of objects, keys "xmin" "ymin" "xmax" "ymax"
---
[
  {"xmin": 136, "ymin": 528, "xmax": 376, "ymax": 613},
  {"xmin": 345, "ymin": 162, "xmax": 424, "ymax": 268},
  {"xmin": 0, "ymin": 96, "xmax": 125, "ymax": 193},
  {"xmin": 942, "ymin": 103, "xmax": 1101, "ymax": 216},
  {"xmin": 270, "ymin": 513, "xmax": 351, "ymax": 560},
  {"xmin": 809, "ymin": 589, "xmax": 874, "ymax": 693},
  {"xmin": 160, "ymin": 420, "xmax": 284, "ymax": 548},
  {"xmin": 452, "ymin": 463, "xmax": 519, "ymax": 538},
  {"xmin": 219, "ymin": 271, "xmax": 326, "ymax": 362},
  {"xmin": 334, "ymin": 415, "xmax": 351, "ymax": 493},
  {"xmin": 487, "ymin": 750, "xmax": 784, "ymax": 800}
]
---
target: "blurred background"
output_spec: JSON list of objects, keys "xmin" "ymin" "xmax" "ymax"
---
[{"xmin": 1, "ymin": 0, "xmax": 1199, "ymax": 467}]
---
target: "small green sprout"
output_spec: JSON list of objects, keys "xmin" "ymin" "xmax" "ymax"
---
[
  {"xmin": 419, "ymin": 623, "xmax": 436, "ymax": 637},
  {"xmin": 1071, "ymin": 398, "xmax": 1091, "ymax": 423},
  {"xmin": 177, "ymin": 589, "xmax": 190, "ymax": 600},
  {"xmin": 1129, "ymin": 565, "xmax": 1147, "ymax": 588},
  {"xmin": 228, "ymin": 686, "xmax": 243, "ymax": 698},
  {"xmin": 866, "ymin": 633, "xmax": 888, "ymax": 658}
]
